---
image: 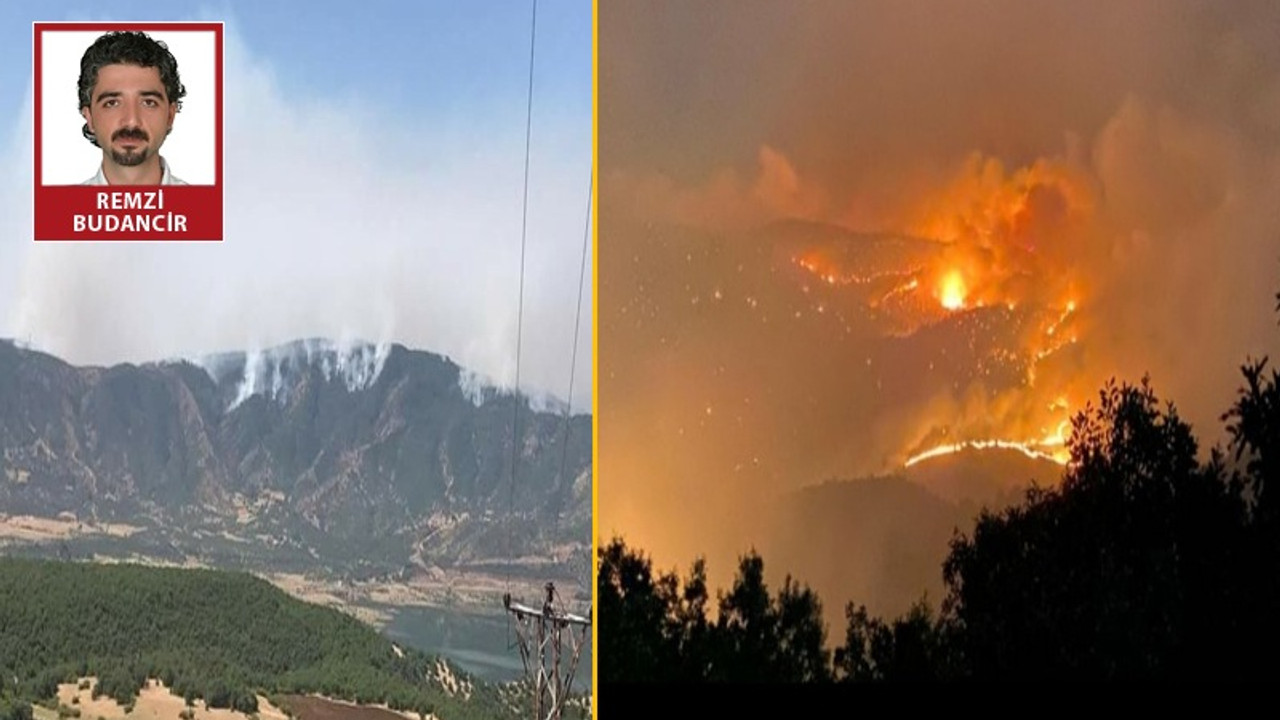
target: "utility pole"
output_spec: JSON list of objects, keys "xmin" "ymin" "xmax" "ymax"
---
[{"xmin": 503, "ymin": 582, "xmax": 591, "ymax": 720}]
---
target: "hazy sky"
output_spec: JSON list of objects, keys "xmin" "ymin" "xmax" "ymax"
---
[
  {"xmin": 0, "ymin": 0, "xmax": 593, "ymax": 411},
  {"xmin": 600, "ymin": 0, "xmax": 1280, "ymax": 599}
]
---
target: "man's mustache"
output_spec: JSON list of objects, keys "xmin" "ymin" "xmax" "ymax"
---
[{"xmin": 111, "ymin": 127, "xmax": 149, "ymax": 142}]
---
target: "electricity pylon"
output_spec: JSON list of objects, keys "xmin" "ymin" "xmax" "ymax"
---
[{"xmin": 503, "ymin": 582, "xmax": 591, "ymax": 720}]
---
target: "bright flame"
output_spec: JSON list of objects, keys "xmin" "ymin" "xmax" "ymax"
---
[
  {"xmin": 904, "ymin": 437, "xmax": 1068, "ymax": 468},
  {"xmin": 939, "ymin": 270, "xmax": 967, "ymax": 310},
  {"xmin": 784, "ymin": 152, "xmax": 1098, "ymax": 475}
]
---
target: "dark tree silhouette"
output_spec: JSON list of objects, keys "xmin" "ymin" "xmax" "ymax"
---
[
  {"xmin": 712, "ymin": 552, "xmax": 831, "ymax": 682},
  {"xmin": 598, "ymin": 539, "xmax": 831, "ymax": 682},
  {"xmin": 713, "ymin": 553, "xmax": 775, "ymax": 682},
  {"xmin": 770, "ymin": 575, "xmax": 831, "ymax": 682},
  {"xmin": 1219, "ymin": 289, "xmax": 1280, "ymax": 675},
  {"xmin": 1222, "ymin": 290, "xmax": 1280, "ymax": 523},
  {"xmin": 1225, "ymin": 356, "xmax": 1280, "ymax": 511},
  {"xmin": 942, "ymin": 377, "xmax": 1250, "ymax": 679},
  {"xmin": 834, "ymin": 600, "xmax": 948, "ymax": 682},
  {"xmin": 668, "ymin": 557, "xmax": 713, "ymax": 680},
  {"xmin": 596, "ymin": 538, "xmax": 681, "ymax": 682}
]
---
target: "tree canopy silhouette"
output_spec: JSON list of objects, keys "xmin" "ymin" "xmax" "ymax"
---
[
  {"xmin": 942, "ymin": 378, "xmax": 1251, "ymax": 679},
  {"xmin": 597, "ymin": 540, "xmax": 829, "ymax": 682}
]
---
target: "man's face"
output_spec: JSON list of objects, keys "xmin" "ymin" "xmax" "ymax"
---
[{"xmin": 80, "ymin": 63, "xmax": 176, "ymax": 167}]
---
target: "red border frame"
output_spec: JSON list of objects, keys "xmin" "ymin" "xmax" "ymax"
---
[{"xmin": 32, "ymin": 21, "xmax": 224, "ymax": 241}]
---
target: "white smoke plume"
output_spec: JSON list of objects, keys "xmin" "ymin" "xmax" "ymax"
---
[{"xmin": 0, "ymin": 23, "xmax": 592, "ymax": 412}]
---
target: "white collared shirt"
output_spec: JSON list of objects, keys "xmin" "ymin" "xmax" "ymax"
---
[{"xmin": 82, "ymin": 156, "xmax": 187, "ymax": 186}]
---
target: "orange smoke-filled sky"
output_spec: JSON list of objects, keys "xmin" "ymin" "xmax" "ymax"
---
[{"xmin": 599, "ymin": 0, "xmax": 1280, "ymax": 599}]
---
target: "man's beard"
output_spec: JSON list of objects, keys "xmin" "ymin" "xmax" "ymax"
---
[
  {"xmin": 109, "ymin": 145, "xmax": 150, "ymax": 167},
  {"xmin": 109, "ymin": 128, "xmax": 151, "ymax": 167}
]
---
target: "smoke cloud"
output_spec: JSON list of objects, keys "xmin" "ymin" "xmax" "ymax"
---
[{"xmin": 0, "ymin": 26, "xmax": 592, "ymax": 412}]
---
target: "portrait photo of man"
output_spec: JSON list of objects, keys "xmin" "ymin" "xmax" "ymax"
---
[
  {"xmin": 34, "ymin": 21, "xmax": 222, "ymax": 240},
  {"xmin": 36, "ymin": 23, "xmax": 218, "ymax": 188},
  {"xmin": 77, "ymin": 30, "xmax": 187, "ymax": 186}
]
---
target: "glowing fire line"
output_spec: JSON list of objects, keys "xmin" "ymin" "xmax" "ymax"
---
[
  {"xmin": 904, "ymin": 438, "xmax": 1068, "ymax": 468},
  {"xmin": 791, "ymin": 256, "xmax": 923, "ymax": 288},
  {"xmin": 873, "ymin": 278, "xmax": 919, "ymax": 307}
]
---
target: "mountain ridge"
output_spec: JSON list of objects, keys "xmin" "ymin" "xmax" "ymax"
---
[{"xmin": 0, "ymin": 338, "xmax": 591, "ymax": 583}]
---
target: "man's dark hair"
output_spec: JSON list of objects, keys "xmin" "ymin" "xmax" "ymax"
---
[{"xmin": 78, "ymin": 31, "xmax": 186, "ymax": 147}]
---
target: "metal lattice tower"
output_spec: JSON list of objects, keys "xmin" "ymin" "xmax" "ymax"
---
[{"xmin": 503, "ymin": 582, "xmax": 591, "ymax": 720}]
